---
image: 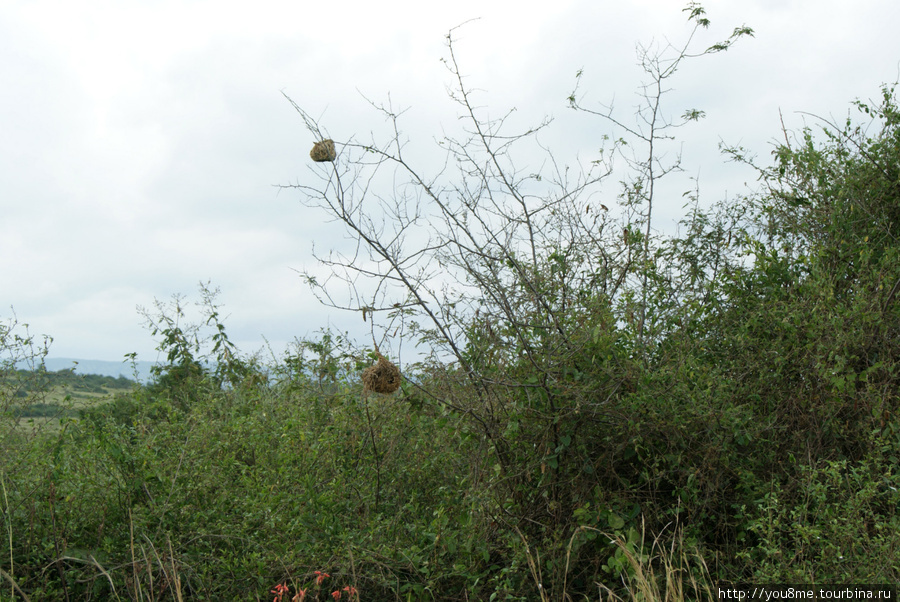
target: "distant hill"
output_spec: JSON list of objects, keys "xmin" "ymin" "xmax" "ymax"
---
[{"xmin": 31, "ymin": 358, "xmax": 159, "ymax": 383}]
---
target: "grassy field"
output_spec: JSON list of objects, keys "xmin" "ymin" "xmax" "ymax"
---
[{"xmin": 2, "ymin": 369, "xmax": 134, "ymax": 433}]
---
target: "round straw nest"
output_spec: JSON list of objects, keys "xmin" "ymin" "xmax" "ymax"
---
[
  {"xmin": 362, "ymin": 354, "xmax": 401, "ymax": 395},
  {"xmin": 309, "ymin": 139, "xmax": 336, "ymax": 162}
]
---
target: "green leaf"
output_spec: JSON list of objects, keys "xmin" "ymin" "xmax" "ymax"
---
[{"xmin": 608, "ymin": 513, "xmax": 625, "ymax": 530}]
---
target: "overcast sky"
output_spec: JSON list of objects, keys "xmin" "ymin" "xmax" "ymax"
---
[{"xmin": 2, "ymin": 0, "xmax": 899, "ymax": 365}]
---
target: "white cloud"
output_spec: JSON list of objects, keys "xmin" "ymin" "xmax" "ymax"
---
[{"xmin": 2, "ymin": 0, "xmax": 899, "ymax": 362}]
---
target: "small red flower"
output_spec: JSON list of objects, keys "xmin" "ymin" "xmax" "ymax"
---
[
  {"xmin": 314, "ymin": 570, "xmax": 330, "ymax": 586},
  {"xmin": 292, "ymin": 589, "xmax": 307, "ymax": 602},
  {"xmin": 332, "ymin": 590, "xmax": 342, "ymax": 600},
  {"xmin": 271, "ymin": 582, "xmax": 290, "ymax": 602}
]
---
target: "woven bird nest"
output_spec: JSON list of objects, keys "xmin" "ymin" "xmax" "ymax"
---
[
  {"xmin": 309, "ymin": 139, "xmax": 336, "ymax": 162},
  {"xmin": 362, "ymin": 354, "xmax": 401, "ymax": 395}
]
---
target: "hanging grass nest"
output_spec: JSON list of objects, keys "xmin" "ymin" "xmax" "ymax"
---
[
  {"xmin": 309, "ymin": 139, "xmax": 336, "ymax": 162},
  {"xmin": 362, "ymin": 353, "xmax": 401, "ymax": 395}
]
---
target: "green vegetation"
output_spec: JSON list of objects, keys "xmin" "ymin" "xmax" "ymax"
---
[
  {"xmin": 5, "ymin": 369, "xmax": 134, "ymax": 395},
  {"xmin": 3, "ymin": 6, "xmax": 900, "ymax": 600},
  {"xmin": 0, "ymin": 365, "xmax": 134, "ymax": 430}
]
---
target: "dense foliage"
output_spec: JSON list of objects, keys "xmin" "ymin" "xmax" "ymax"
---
[{"xmin": 3, "ymin": 11, "xmax": 900, "ymax": 600}]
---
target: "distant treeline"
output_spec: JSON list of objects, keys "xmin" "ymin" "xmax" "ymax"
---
[{"xmin": 3, "ymin": 368, "xmax": 134, "ymax": 395}]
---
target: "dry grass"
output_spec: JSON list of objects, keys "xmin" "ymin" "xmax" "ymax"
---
[
  {"xmin": 595, "ymin": 526, "xmax": 715, "ymax": 602},
  {"xmin": 515, "ymin": 521, "xmax": 716, "ymax": 602}
]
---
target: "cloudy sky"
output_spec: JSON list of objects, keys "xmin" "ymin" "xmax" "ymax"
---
[{"xmin": 2, "ymin": 0, "xmax": 899, "ymax": 365}]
